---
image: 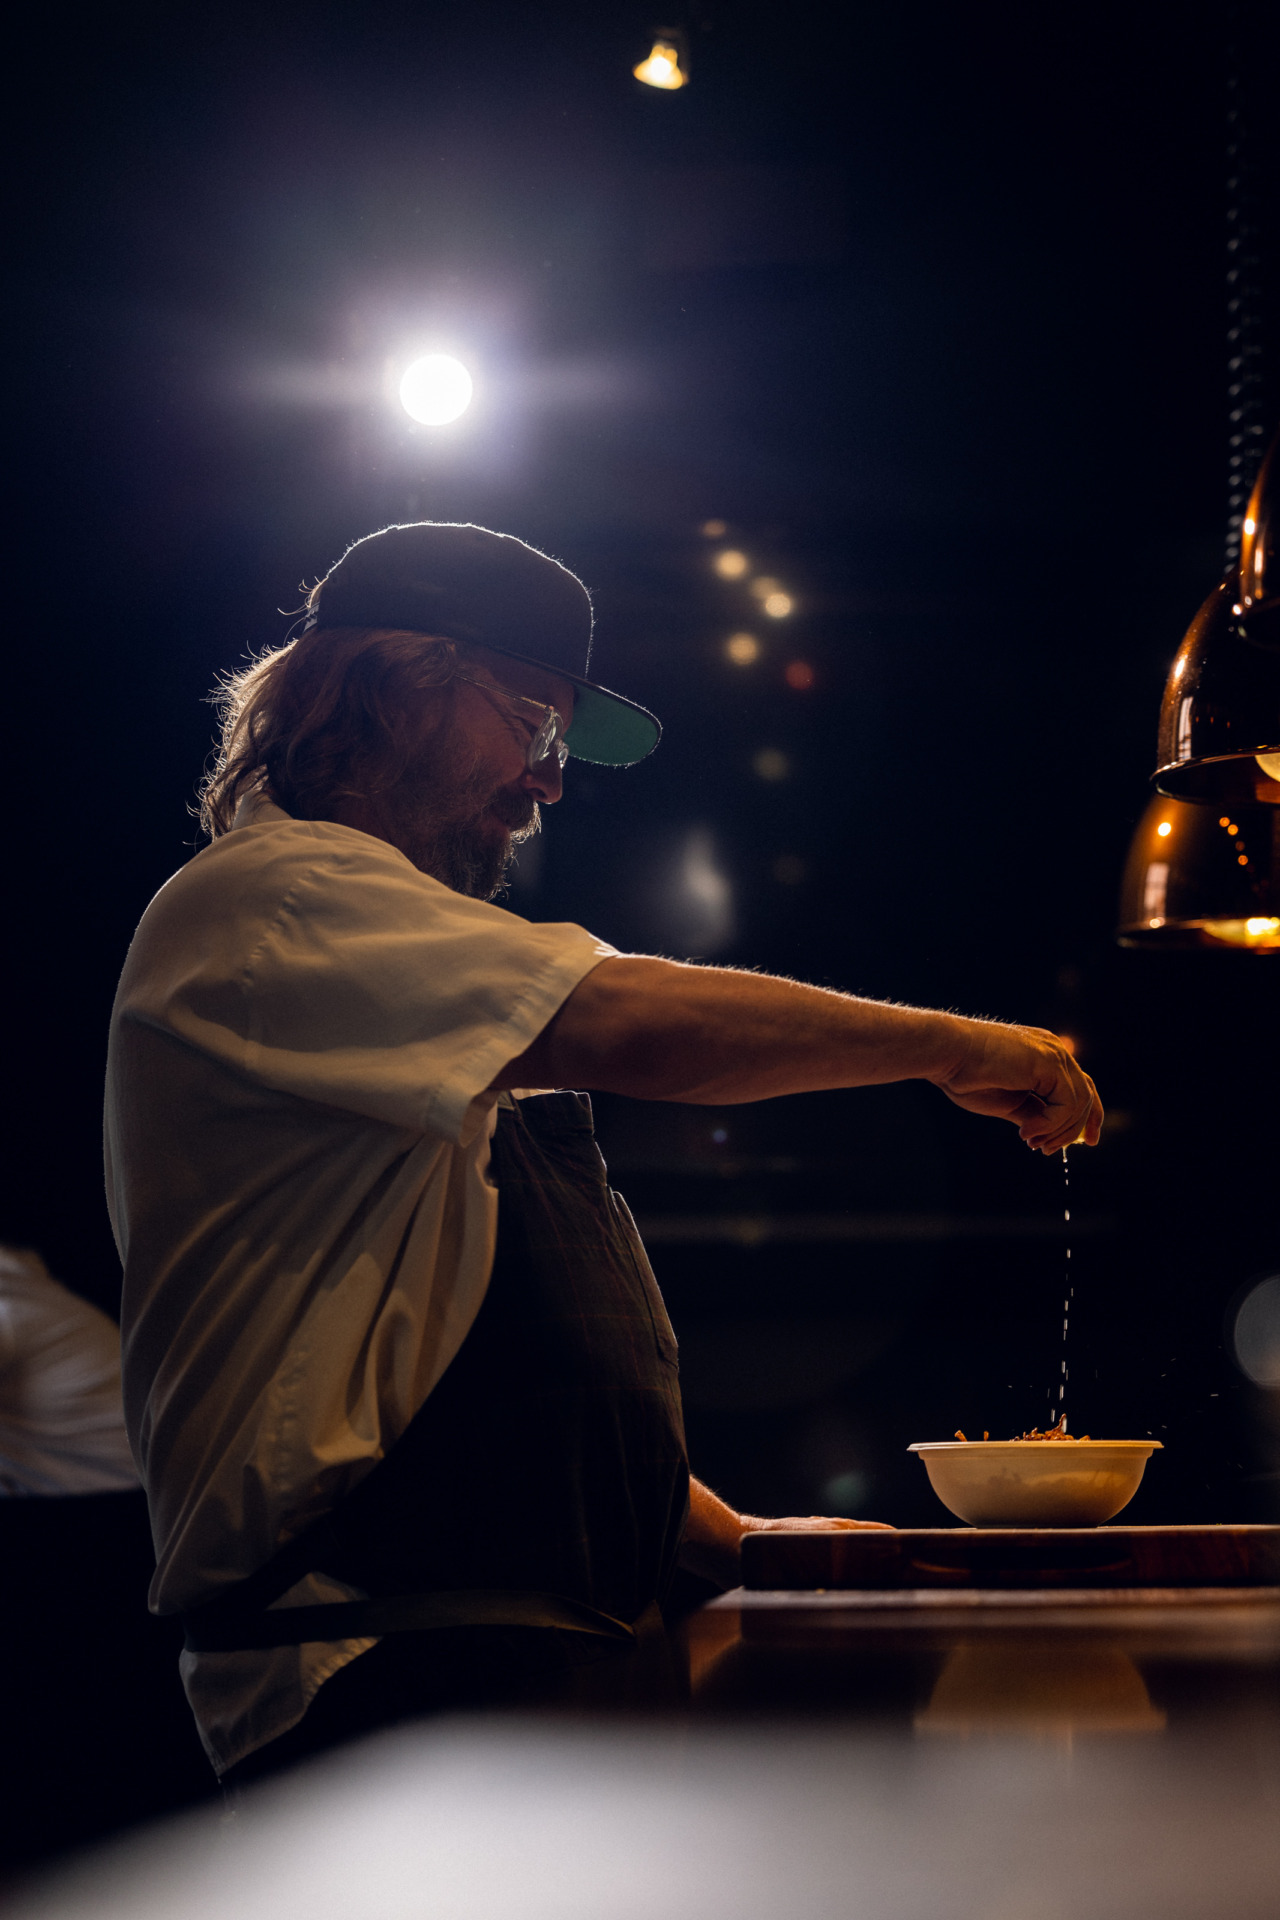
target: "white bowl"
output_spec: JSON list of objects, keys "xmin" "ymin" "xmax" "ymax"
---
[{"xmin": 908, "ymin": 1440, "xmax": 1162, "ymax": 1528}]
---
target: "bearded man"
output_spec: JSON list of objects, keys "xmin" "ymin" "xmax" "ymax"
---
[{"xmin": 105, "ymin": 522, "xmax": 1102, "ymax": 1786}]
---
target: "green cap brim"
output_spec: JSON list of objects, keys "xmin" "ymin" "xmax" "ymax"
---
[
  {"xmin": 562, "ymin": 680, "xmax": 662, "ymax": 766},
  {"xmin": 476, "ymin": 646, "xmax": 661, "ymax": 766}
]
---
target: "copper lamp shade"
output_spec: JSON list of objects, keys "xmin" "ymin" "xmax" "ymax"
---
[
  {"xmin": 1117, "ymin": 793, "xmax": 1280, "ymax": 951},
  {"xmin": 1153, "ymin": 433, "xmax": 1280, "ymax": 804}
]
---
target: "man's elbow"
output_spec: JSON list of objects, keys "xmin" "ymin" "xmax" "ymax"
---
[{"xmin": 492, "ymin": 956, "xmax": 690, "ymax": 1096}]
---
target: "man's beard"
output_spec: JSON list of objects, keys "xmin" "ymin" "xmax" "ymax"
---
[{"xmin": 392, "ymin": 752, "xmax": 541, "ymax": 899}]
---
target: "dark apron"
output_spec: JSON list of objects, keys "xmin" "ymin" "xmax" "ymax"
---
[{"xmin": 183, "ymin": 1093, "xmax": 690, "ymax": 1656}]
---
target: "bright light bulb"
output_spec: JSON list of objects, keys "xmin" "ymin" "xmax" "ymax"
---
[
  {"xmin": 714, "ymin": 549, "xmax": 749, "ymax": 579},
  {"xmin": 1203, "ymin": 917, "xmax": 1280, "ymax": 948},
  {"xmin": 1257, "ymin": 751, "xmax": 1280, "ymax": 780},
  {"xmin": 1156, "ymin": 821, "xmax": 1172, "ymax": 837},
  {"xmin": 399, "ymin": 354, "xmax": 473, "ymax": 425},
  {"xmin": 634, "ymin": 40, "xmax": 687, "ymax": 88}
]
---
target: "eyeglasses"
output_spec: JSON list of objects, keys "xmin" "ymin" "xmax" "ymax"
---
[{"xmin": 456, "ymin": 672, "xmax": 570, "ymax": 772}]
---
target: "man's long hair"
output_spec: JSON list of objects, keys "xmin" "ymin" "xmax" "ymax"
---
[{"xmin": 199, "ymin": 628, "xmax": 462, "ymax": 838}]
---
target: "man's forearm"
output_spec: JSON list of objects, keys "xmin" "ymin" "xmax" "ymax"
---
[
  {"xmin": 494, "ymin": 955, "xmax": 1101, "ymax": 1155},
  {"xmin": 501, "ymin": 956, "xmax": 970, "ymax": 1104}
]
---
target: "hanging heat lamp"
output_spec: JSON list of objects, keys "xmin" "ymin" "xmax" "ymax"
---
[
  {"xmin": 1150, "ymin": 53, "xmax": 1280, "ymax": 808},
  {"xmin": 1151, "ymin": 433, "xmax": 1280, "ymax": 806},
  {"xmin": 1117, "ymin": 791, "xmax": 1280, "ymax": 951}
]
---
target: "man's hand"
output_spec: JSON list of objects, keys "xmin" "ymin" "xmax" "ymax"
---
[
  {"xmin": 493, "ymin": 955, "xmax": 1103, "ymax": 1154},
  {"xmin": 678, "ymin": 1477, "xmax": 892, "ymax": 1590},
  {"xmin": 932, "ymin": 1020, "xmax": 1102, "ymax": 1155}
]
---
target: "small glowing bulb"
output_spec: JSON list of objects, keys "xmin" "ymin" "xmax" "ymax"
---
[
  {"xmin": 1227, "ymin": 823, "xmax": 1239, "ymax": 836},
  {"xmin": 784, "ymin": 660, "xmax": 815, "ymax": 689},
  {"xmin": 725, "ymin": 632, "xmax": 760, "ymax": 665},
  {"xmin": 1238, "ymin": 853, "xmax": 1249, "ymax": 866},
  {"xmin": 634, "ymin": 40, "xmax": 687, "ymax": 88},
  {"xmin": 1155, "ymin": 820, "xmax": 1172, "ymax": 837},
  {"xmin": 1244, "ymin": 517, "xmax": 1256, "ymax": 535},
  {"xmin": 1257, "ymin": 751, "xmax": 1280, "ymax": 780},
  {"xmin": 763, "ymin": 592, "xmax": 793, "ymax": 618},
  {"xmin": 1219, "ymin": 816, "xmax": 1231, "ymax": 828},
  {"xmin": 714, "ymin": 549, "xmax": 750, "ymax": 579},
  {"xmin": 399, "ymin": 354, "xmax": 473, "ymax": 425}
]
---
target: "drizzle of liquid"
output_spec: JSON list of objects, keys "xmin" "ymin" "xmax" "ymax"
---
[{"xmin": 1056, "ymin": 1145, "xmax": 1073, "ymax": 1424}]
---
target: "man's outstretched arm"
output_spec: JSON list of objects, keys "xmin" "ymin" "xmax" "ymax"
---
[{"xmin": 494, "ymin": 955, "xmax": 1102, "ymax": 1155}]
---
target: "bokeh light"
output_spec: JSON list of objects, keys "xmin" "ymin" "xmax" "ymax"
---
[
  {"xmin": 763, "ymin": 592, "xmax": 793, "ymax": 618},
  {"xmin": 1230, "ymin": 1274, "xmax": 1280, "ymax": 1386},
  {"xmin": 784, "ymin": 661, "xmax": 815, "ymax": 689},
  {"xmin": 399, "ymin": 354, "xmax": 474, "ymax": 425},
  {"xmin": 633, "ymin": 39, "xmax": 688, "ymax": 89},
  {"xmin": 1156, "ymin": 821, "xmax": 1172, "ymax": 837},
  {"xmin": 753, "ymin": 748, "xmax": 790, "ymax": 782},
  {"xmin": 726, "ymin": 632, "xmax": 761, "ymax": 665},
  {"xmin": 714, "ymin": 549, "xmax": 750, "ymax": 579},
  {"xmin": 701, "ymin": 519, "xmax": 728, "ymax": 539}
]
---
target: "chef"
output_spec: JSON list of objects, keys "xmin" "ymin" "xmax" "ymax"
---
[{"xmin": 105, "ymin": 523, "xmax": 1101, "ymax": 1784}]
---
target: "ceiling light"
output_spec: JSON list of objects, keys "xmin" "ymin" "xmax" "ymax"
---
[{"xmin": 399, "ymin": 354, "xmax": 473, "ymax": 426}]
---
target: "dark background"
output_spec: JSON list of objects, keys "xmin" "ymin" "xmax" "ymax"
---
[{"xmin": 5, "ymin": 0, "xmax": 1280, "ymax": 1863}]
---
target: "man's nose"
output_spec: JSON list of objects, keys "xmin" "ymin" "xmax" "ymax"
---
[{"xmin": 522, "ymin": 756, "xmax": 564, "ymax": 805}]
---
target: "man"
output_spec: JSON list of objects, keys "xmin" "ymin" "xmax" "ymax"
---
[{"xmin": 105, "ymin": 522, "xmax": 1101, "ymax": 1784}]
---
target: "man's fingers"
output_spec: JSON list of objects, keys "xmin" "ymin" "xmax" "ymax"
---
[
  {"xmin": 938, "ymin": 1022, "xmax": 1104, "ymax": 1154},
  {"xmin": 1020, "ymin": 1072, "xmax": 1104, "ymax": 1154},
  {"xmin": 754, "ymin": 1515, "xmax": 895, "ymax": 1533}
]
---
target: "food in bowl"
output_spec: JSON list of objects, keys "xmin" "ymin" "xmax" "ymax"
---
[{"xmin": 908, "ymin": 1436, "xmax": 1162, "ymax": 1528}]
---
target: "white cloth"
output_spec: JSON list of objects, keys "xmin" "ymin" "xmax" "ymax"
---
[
  {"xmin": 0, "ymin": 1246, "xmax": 138, "ymax": 1496},
  {"xmin": 105, "ymin": 795, "xmax": 616, "ymax": 1772}
]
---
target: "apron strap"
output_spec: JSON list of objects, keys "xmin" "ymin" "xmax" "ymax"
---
[{"xmin": 182, "ymin": 1585, "xmax": 636, "ymax": 1652}]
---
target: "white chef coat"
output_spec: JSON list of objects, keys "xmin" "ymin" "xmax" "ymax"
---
[
  {"xmin": 105, "ymin": 794, "xmax": 616, "ymax": 1772},
  {"xmin": 0, "ymin": 1246, "xmax": 138, "ymax": 1496}
]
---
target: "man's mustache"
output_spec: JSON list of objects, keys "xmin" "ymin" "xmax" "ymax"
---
[{"xmin": 489, "ymin": 788, "xmax": 540, "ymax": 836}]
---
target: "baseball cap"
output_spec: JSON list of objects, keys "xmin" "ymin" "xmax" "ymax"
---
[{"xmin": 302, "ymin": 521, "xmax": 661, "ymax": 766}]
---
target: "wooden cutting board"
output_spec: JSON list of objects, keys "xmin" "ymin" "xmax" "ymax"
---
[{"xmin": 741, "ymin": 1524, "xmax": 1280, "ymax": 1590}]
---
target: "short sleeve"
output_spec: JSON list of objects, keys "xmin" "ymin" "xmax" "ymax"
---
[{"xmin": 117, "ymin": 817, "xmax": 618, "ymax": 1144}]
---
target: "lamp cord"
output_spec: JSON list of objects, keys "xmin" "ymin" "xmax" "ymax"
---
[{"xmin": 1224, "ymin": 27, "xmax": 1267, "ymax": 570}]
